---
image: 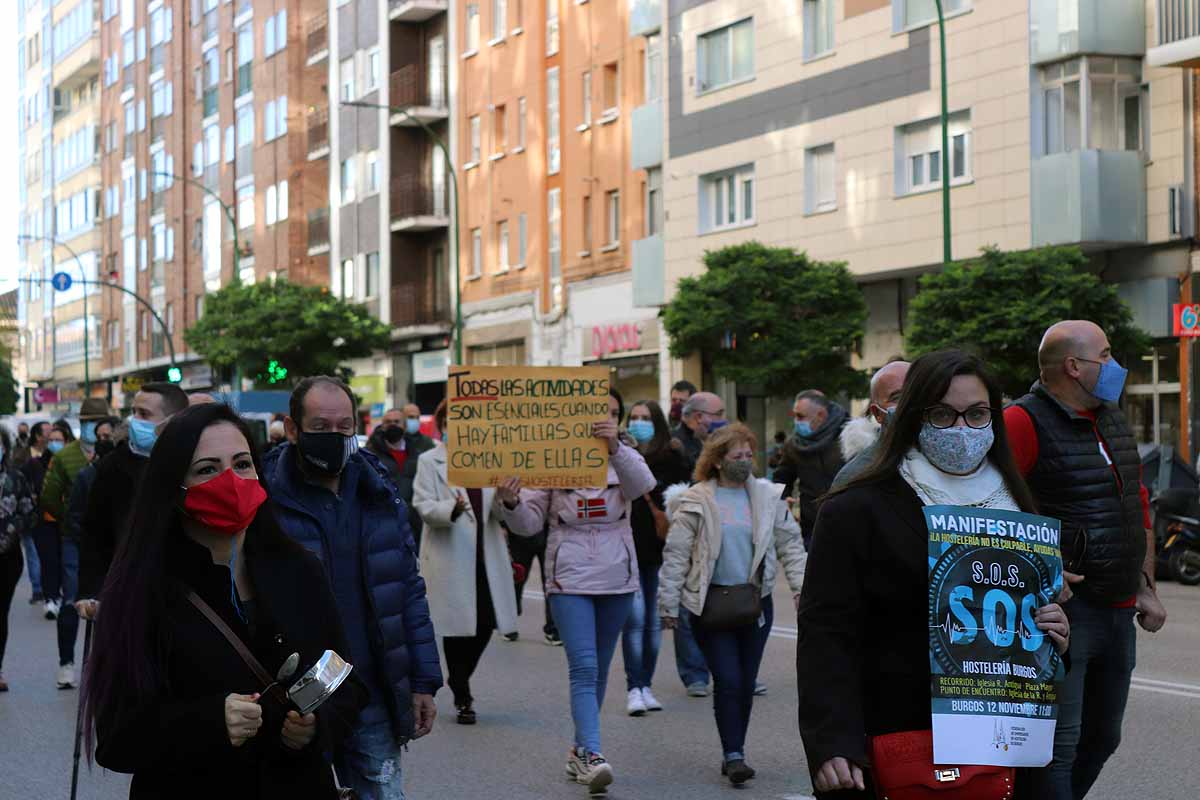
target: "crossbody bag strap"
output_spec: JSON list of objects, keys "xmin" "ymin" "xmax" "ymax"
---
[{"xmin": 185, "ymin": 589, "xmax": 274, "ymax": 686}]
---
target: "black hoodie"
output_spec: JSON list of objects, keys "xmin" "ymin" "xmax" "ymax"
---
[{"xmin": 773, "ymin": 402, "xmax": 848, "ymax": 544}]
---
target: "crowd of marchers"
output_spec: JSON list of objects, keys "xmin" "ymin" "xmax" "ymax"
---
[{"xmin": 0, "ymin": 317, "xmax": 1165, "ymax": 800}]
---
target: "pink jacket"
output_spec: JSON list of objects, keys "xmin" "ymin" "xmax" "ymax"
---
[{"xmin": 499, "ymin": 443, "xmax": 656, "ymax": 595}]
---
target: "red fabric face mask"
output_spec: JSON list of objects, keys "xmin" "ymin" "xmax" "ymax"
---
[{"xmin": 182, "ymin": 468, "xmax": 268, "ymax": 536}]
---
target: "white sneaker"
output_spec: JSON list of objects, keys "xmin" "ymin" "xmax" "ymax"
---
[
  {"xmin": 641, "ymin": 688, "xmax": 663, "ymax": 711},
  {"xmin": 44, "ymin": 599, "xmax": 60, "ymax": 620},
  {"xmin": 56, "ymin": 663, "xmax": 77, "ymax": 690},
  {"xmin": 625, "ymin": 688, "xmax": 647, "ymax": 717}
]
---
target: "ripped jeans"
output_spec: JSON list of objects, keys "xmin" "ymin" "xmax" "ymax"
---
[{"xmin": 335, "ymin": 715, "xmax": 405, "ymax": 800}]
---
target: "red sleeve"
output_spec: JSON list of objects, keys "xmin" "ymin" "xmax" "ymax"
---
[
  {"xmin": 1138, "ymin": 469, "xmax": 1152, "ymax": 531},
  {"xmin": 1003, "ymin": 405, "xmax": 1039, "ymax": 477}
]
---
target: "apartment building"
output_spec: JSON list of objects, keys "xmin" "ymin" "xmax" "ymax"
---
[
  {"xmin": 92, "ymin": 0, "xmax": 330, "ymax": 400},
  {"xmin": 323, "ymin": 0, "xmax": 455, "ymax": 420},
  {"xmin": 452, "ymin": 0, "xmax": 664, "ymax": 403},
  {"xmin": 18, "ymin": 0, "xmax": 106, "ymax": 414},
  {"xmin": 653, "ymin": 0, "xmax": 1193, "ymax": 452}
]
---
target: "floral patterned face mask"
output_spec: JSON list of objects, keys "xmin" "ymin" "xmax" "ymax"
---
[{"xmin": 917, "ymin": 424, "xmax": 994, "ymax": 476}]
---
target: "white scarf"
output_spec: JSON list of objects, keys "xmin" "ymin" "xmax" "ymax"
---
[{"xmin": 898, "ymin": 448, "xmax": 1019, "ymax": 511}]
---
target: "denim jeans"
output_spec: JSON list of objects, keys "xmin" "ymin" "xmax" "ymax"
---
[
  {"xmin": 57, "ymin": 537, "xmax": 80, "ymax": 666},
  {"xmin": 688, "ymin": 596, "xmax": 773, "ymax": 760},
  {"xmin": 622, "ymin": 564, "xmax": 662, "ymax": 691},
  {"xmin": 548, "ymin": 592, "xmax": 634, "ymax": 753},
  {"xmin": 32, "ymin": 522, "xmax": 60, "ymax": 601},
  {"xmin": 335, "ymin": 714, "xmax": 405, "ymax": 800},
  {"xmin": 20, "ymin": 533, "xmax": 41, "ymax": 596},
  {"xmin": 1029, "ymin": 597, "xmax": 1136, "ymax": 800},
  {"xmin": 673, "ymin": 608, "xmax": 710, "ymax": 688}
]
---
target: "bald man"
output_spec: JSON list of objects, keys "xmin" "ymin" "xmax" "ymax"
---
[
  {"xmin": 366, "ymin": 402, "xmax": 435, "ymax": 552},
  {"xmin": 1005, "ymin": 320, "xmax": 1166, "ymax": 800},
  {"xmin": 829, "ymin": 360, "xmax": 910, "ymax": 491},
  {"xmin": 671, "ymin": 391, "xmax": 725, "ymax": 472}
]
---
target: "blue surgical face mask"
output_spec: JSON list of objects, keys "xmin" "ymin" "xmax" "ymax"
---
[
  {"xmin": 48, "ymin": 440, "xmax": 65, "ymax": 454},
  {"xmin": 795, "ymin": 420, "xmax": 813, "ymax": 438},
  {"xmin": 1081, "ymin": 357, "xmax": 1128, "ymax": 404},
  {"xmin": 405, "ymin": 418, "xmax": 421, "ymax": 435},
  {"xmin": 707, "ymin": 419, "xmax": 729, "ymax": 434},
  {"xmin": 128, "ymin": 417, "xmax": 159, "ymax": 455},
  {"xmin": 628, "ymin": 419, "xmax": 655, "ymax": 443},
  {"xmin": 80, "ymin": 421, "xmax": 98, "ymax": 444}
]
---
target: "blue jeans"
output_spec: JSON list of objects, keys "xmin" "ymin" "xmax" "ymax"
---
[
  {"xmin": 335, "ymin": 714, "xmax": 405, "ymax": 800},
  {"xmin": 20, "ymin": 533, "xmax": 41, "ymax": 595},
  {"xmin": 674, "ymin": 609, "xmax": 710, "ymax": 688},
  {"xmin": 57, "ymin": 537, "xmax": 80, "ymax": 667},
  {"xmin": 688, "ymin": 596, "xmax": 773, "ymax": 760},
  {"xmin": 548, "ymin": 592, "xmax": 633, "ymax": 753},
  {"xmin": 622, "ymin": 565, "xmax": 662, "ymax": 691},
  {"xmin": 1030, "ymin": 597, "xmax": 1136, "ymax": 800}
]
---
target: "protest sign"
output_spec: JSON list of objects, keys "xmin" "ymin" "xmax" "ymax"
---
[
  {"xmin": 925, "ymin": 505, "xmax": 1064, "ymax": 767},
  {"xmin": 446, "ymin": 365, "xmax": 611, "ymax": 489}
]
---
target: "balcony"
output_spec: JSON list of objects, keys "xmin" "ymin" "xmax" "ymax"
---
[
  {"xmin": 306, "ymin": 12, "xmax": 329, "ymax": 64},
  {"xmin": 307, "ymin": 208, "xmax": 330, "ymax": 253},
  {"xmin": 630, "ymin": 0, "xmax": 662, "ymax": 37},
  {"xmin": 1149, "ymin": 0, "xmax": 1200, "ymax": 66},
  {"xmin": 631, "ymin": 233, "xmax": 664, "ymax": 307},
  {"xmin": 388, "ymin": 0, "xmax": 448, "ymax": 23},
  {"xmin": 1031, "ymin": 1, "xmax": 1144, "ymax": 65},
  {"xmin": 390, "ymin": 175, "xmax": 449, "ymax": 232},
  {"xmin": 54, "ymin": 35, "xmax": 100, "ymax": 93},
  {"xmin": 390, "ymin": 282, "xmax": 450, "ymax": 328},
  {"xmin": 1031, "ymin": 150, "xmax": 1146, "ymax": 247},
  {"xmin": 307, "ymin": 107, "xmax": 329, "ymax": 159},
  {"xmin": 389, "ymin": 66, "xmax": 449, "ymax": 126},
  {"xmin": 631, "ymin": 100, "xmax": 663, "ymax": 170}
]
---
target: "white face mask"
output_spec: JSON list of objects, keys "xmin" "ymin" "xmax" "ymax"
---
[{"xmin": 918, "ymin": 424, "xmax": 994, "ymax": 476}]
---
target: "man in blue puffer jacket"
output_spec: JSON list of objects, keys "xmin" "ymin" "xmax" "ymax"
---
[{"xmin": 264, "ymin": 376, "xmax": 442, "ymax": 800}]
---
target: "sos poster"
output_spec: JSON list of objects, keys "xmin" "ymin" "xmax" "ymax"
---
[{"xmin": 925, "ymin": 505, "xmax": 1064, "ymax": 767}]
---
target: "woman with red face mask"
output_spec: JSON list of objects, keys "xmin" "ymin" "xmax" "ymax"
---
[{"xmin": 82, "ymin": 403, "xmax": 368, "ymax": 799}]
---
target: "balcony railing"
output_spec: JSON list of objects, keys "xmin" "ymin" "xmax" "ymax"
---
[
  {"xmin": 390, "ymin": 282, "xmax": 449, "ymax": 328},
  {"xmin": 307, "ymin": 107, "xmax": 329, "ymax": 156},
  {"xmin": 391, "ymin": 65, "xmax": 446, "ymax": 111},
  {"xmin": 306, "ymin": 12, "xmax": 329, "ymax": 61},
  {"xmin": 1158, "ymin": 0, "xmax": 1200, "ymax": 45},
  {"xmin": 390, "ymin": 175, "xmax": 448, "ymax": 224},
  {"xmin": 307, "ymin": 209, "xmax": 329, "ymax": 251}
]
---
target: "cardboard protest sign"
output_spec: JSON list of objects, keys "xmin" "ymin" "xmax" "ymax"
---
[
  {"xmin": 925, "ymin": 505, "xmax": 1064, "ymax": 767},
  {"xmin": 446, "ymin": 365, "xmax": 610, "ymax": 489}
]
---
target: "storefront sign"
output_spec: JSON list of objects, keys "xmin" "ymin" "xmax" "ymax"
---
[
  {"xmin": 32, "ymin": 387, "xmax": 59, "ymax": 404},
  {"xmin": 1173, "ymin": 304, "xmax": 1200, "ymax": 337},
  {"xmin": 926, "ymin": 506, "xmax": 1064, "ymax": 767},
  {"xmin": 179, "ymin": 365, "xmax": 214, "ymax": 390},
  {"xmin": 591, "ymin": 323, "xmax": 643, "ymax": 358},
  {"xmin": 446, "ymin": 365, "xmax": 610, "ymax": 489},
  {"xmin": 413, "ymin": 348, "xmax": 451, "ymax": 384}
]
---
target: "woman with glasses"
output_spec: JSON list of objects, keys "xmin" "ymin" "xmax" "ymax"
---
[{"xmin": 796, "ymin": 350, "xmax": 1071, "ymax": 798}]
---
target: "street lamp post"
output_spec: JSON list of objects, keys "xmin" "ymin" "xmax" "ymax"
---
[
  {"xmin": 936, "ymin": 0, "xmax": 952, "ymax": 266},
  {"xmin": 18, "ymin": 234, "xmax": 91, "ymax": 395},
  {"xmin": 341, "ymin": 100, "xmax": 463, "ymax": 364}
]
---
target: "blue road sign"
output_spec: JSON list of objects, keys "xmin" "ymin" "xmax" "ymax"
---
[{"xmin": 51, "ymin": 272, "xmax": 73, "ymax": 291}]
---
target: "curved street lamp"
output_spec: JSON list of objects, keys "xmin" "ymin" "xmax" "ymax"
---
[{"xmin": 18, "ymin": 234, "xmax": 92, "ymax": 394}]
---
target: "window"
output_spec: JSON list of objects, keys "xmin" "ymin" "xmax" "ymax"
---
[
  {"xmin": 602, "ymin": 63, "xmax": 619, "ymax": 115},
  {"xmin": 366, "ymin": 48, "xmax": 381, "ymax": 92},
  {"xmin": 151, "ymin": 81, "xmax": 174, "ymax": 120},
  {"xmin": 365, "ymin": 151, "xmax": 380, "ymax": 194},
  {"xmin": 236, "ymin": 105, "xmax": 254, "ymax": 150},
  {"xmin": 237, "ymin": 185, "xmax": 255, "ymax": 229},
  {"xmin": 365, "ymin": 252, "xmax": 380, "ymax": 297},
  {"xmin": 470, "ymin": 228, "xmax": 482, "ymax": 278},
  {"xmin": 1042, "ymin": 57, "xmax": 1142, "ymax": 155},
  {"xmin": 469, "ymin": 115, "xmax": 481, "ymax": 164},
  {"xmin": 645, "ymin": 34, "xmax": 663, "ymax": 103},
  {"xmin": 699, "ymin": 164, "xmax": 755, "ymax": 232},
  {"xmin": 898, "ymin": 0, "xmax": 968, "ymax": 31},
  {"xmin": 204, "ymin": 123, "xmax": 220, "ymax": 165},
  {"xmin": 277, "ymin": 180, "xmax": 288, "ymax": 221},
  {"xmin": 264, "ymin": 96, "xmax": 287, "ymax": 141},
  {"xmin": 582, "ymin": 195, "xmax": 592, "ymax": 253},
  {"xmin": 340, "ymin": 57, "xmax": 356, "ymax": 101},
  {"xmin": 493, "ymin": 105, "xmax": 507, "ymax": 152},
  {"xmin": 803, "ymin": 0, "xmax": 834, "ymax": 60},
  {"xmin": 697, "ymin": 18, "xmax": 754, "ymax": 93},
  {"xmin": 898, "ymin": 111, "xmax": 971, "ymax": 194},
  {"xmin": 517, "ymin": 96, "xmax": 527, "ymax": 148},
  {"xmin": 548, "ymin": 189, "xmax": 562, "ymax": 304},
  {"xmin": 340, "ymin": 258, "xmax": 355, "ymax": 299},
  {"xmin": 265, "ymin": 10, "xmax": 287, "ymax": 57},
  {"xmin": 492, "ymin": 0, "xmax": 507, "ymax": 41},
  {"xmin": 497, "ymin": 220, "xmax": 510, "ymax": 271},
  {"xmin": 341, "ymin": 157, "xmax": 357, "ymax": 204},
  {"xmin": 547, "ymin": 68, "xmax": 560, "ymax": 173},
  {"xmin": 236, "ymin": 23, "xmax": 253, "ymax": 96},
  {"xmin": 805, "ymin": 144, "xmax": 836, "ymax": 213},
  {"xmin": 517, "ymin": 213, "xmax": 528, "ymax": 266},
  {"xmin": 646, "ymin": 167, "xmax": 663, "ymax": 236},
  {"xmin": 546, "ymin": 0, "xmax": 559, "ymax": 55},
  {"xmin": 465, "ymin": 4, "xmax": 480, "ymax": 52},
  {"xmin": 581, "ymin": 72, "xmax": 592, "ymax": 127},
  {"xmin": 266, "ymin": 184, "xmax": 278, "ymax": 225},
  {"xmin": 605, "ymin": 191, "xmax": 621, "ymax": 246}
]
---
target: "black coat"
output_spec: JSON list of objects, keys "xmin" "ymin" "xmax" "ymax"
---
[
  {"xmin": 95, "ymin": 533, "xmax": 368, "ymax": 800},
  {"xmin": 630, "ymin": 443, "xmax": 692, "ymax": 569},
  {"xmin": 796, "ymin": 472, "xmax": 932, "ymax": 793},
  {"xmin": 80, "ymin": 442, "xmax": 147, "ymax": 599},
  {"xmin": 366, "ymin": 428, "xmax": 435, "ymax": 541},
  {"xmin": 775, "ymin": 413, "xmax": 848, "ymax": 540}
]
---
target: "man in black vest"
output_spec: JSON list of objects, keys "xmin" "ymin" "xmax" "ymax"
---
[{"xmin": 1005, "ymin": 320, "xmax": 1167, "ymax": 800}]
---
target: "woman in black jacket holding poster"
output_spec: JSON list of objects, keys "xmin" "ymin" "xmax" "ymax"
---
[{"xmin": 796, "ymin": 351, "xmax": 1070, "ymax": 799}]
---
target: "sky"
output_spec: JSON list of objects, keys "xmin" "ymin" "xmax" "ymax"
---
[{"xmin": 0, "ymin": 1, "xmax": 19, "ymax": 294}]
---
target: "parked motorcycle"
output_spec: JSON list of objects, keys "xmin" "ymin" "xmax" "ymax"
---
[{"xmin": 1152, "ymin": 488, "xmax": 1200, "ymax": 586}]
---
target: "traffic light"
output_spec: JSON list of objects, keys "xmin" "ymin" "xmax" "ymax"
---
[
  {"xmin": 167, "ymin": 366, "xmax": 183, "ymax": 383},
  {"xmin": 265, "ymin": 360, "xmax": 288, "ymax": 384}
]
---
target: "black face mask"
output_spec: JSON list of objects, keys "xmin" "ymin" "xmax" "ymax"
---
[
  {"xmin": 297, "ymin": 431, "xmax": 358, "ymax": 477},
  {"xmin": 94, "ymin": 439, "xmax": 117, "ymax": 460},
  {"xmin": 382, "ymin": 426, "xmax": 405, "ymax": 444}
]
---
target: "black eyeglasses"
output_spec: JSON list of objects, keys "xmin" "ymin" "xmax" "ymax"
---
[{"xmin": 923, "ymin": 404, "xmax": 997, "ymax": 430}]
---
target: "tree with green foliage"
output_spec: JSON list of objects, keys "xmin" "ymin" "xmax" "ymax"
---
[
  {"xmin": 661, "ymin": 242, "xmax": 868, "ymax": 397},
  {"xmin": 907, "ymin": 246, "xmax": 1149, "ymax": 398},
  {"xmin": 185, "ymin": 279, "xmax": 391, "ymax": 388},
  {"xmin": 0, "ymin": 348, "xmax": 18, "ymax": 415}
]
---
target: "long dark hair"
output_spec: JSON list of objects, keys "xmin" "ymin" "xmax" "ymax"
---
[
  {"xmin": 83, "ymin": 403, "xmax": 301, "ymax": 756},
  {"xmin": 630, "ymin": 399, "xmax": 673, "ymax": 462},
  {"xmin": 834, "ymin": 350, "xmax": 1038, "ymax": 514}
]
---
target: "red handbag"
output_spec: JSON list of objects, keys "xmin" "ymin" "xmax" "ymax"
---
[{"xmin": 869, "ymin": 730, "xmax": 1014, "ymax": 800}]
